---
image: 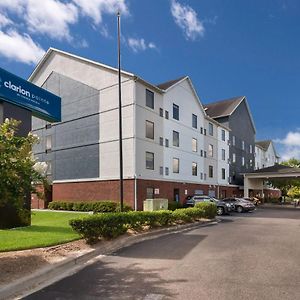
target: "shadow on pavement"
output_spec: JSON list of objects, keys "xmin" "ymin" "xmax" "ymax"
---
[
  {"xmin": 24, "ymin": 261, "xmax": 181, "ymax": 300},
  {"xmin": 115, "ymin": 232, "xmax": 207, "ymax": 260}
]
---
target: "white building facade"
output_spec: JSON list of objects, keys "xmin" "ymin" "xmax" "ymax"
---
[{"xmin": 30, "ymin": 48, "xmax": 237, "ymax": 209}]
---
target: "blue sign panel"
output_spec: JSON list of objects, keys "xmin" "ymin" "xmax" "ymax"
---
[{"xmin": 0, "ymin": 67, "xmax": 61, "ymax": 122}]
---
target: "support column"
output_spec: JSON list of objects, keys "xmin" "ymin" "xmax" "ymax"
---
[{"xmin": 244, "ymin": 175, "xmax": 249, "ymax": 198}]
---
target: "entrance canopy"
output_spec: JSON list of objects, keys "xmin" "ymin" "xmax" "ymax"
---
[
  {"xmin": 0, "ymin": 67, "xmax": 61, "ymax": 122},
  {"xmin": 243, "ymin": 165, "xmax": 300, "ymax": 197}
]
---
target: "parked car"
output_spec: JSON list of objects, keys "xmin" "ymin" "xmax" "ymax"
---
[
  {"xmin": 243, "ymin": 197, "xmax": 261, "ymax": 206},
  {"xmin": 222, "ymin": 197, "xmax": 255, "ymax": 213},
  {"xmin": 185, "ymin": 195, "xmax": 231, "ymax": 216}
]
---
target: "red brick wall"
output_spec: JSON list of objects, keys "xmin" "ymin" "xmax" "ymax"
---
[
  {"xmin": 50, "ymin": 179, "xmax": 241, "ymax": 211},
  {"xmin": 53, "ymin": 180, "xmax": 135, "ymax": 208},
  {"xmin": 31, "ymin": 184, "xmax": 52, "ymax": 209}
]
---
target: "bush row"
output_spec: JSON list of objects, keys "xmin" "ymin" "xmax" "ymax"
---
[
  {"xmin": 70, "ymin": 202, "xmax": 217, "ymax": 244},
  {"xmin": 48, "ymin": 201, "xmax": 133, "ymax": 213}
]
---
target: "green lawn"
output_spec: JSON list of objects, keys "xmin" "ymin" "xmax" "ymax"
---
[{"xmin": 0, "ymin": 211, "xmax": 89, "ymax": 252}]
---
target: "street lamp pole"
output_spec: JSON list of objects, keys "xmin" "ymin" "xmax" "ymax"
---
[{"xmin": 117, "ymin": 12, "xmax": 124, "ymax": 212}]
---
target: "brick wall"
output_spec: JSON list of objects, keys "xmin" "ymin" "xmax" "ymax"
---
[
  {"xmin": 53, "ymin": 180, "xmax": 135, "ymax": 208},
  {"xmin": 49, "ymin": 179, "xmax": 241, "ymax": 211}
]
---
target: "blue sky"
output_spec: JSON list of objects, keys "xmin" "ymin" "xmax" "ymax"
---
[{"xmin": 0, "ymin": 0, "xmax": 299, "ymax": 160}]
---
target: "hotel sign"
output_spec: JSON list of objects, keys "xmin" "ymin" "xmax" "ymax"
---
[{"xmin": 0, "ymin": 67, "xmax": 61, "ymax": 122}]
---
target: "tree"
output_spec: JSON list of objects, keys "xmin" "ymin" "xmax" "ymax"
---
[
  {"xmin": 0, "ymin": 118, "xmax": 42, "ymax": 228},
  {"xmin": 270, "ymin": 158, "xmax": 300, "ymax": 199}
]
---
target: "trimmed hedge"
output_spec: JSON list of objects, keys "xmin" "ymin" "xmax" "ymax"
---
[
  {"xmin": 168, "ymin": 201, "xmax": 183, "ymax": 211},
  {"xmin": 48, "ymin": 201, "xmax": 133, "ymax": 213},
  {"xmin": 70, "ymin": 202, "xmax": 217, "ymax": 244}
]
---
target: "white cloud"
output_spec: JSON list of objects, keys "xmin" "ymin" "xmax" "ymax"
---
[
  {"xmin": 0, "ymin": 13, "xmax": 12, "ymax": 28},
  {"xmin": 170, "ymin": 0, "xmax": 205, "ymax": 40},
  {"xmin": 25, "ymin": 0, "xmax": 78, "ymax": 41},
  {"xmin": 127, "ymin": 38, "xmax": 157, "ymax": 53},
  {"xmin": 0, "ymin": 29, "xmax": 45, "ymax": 64},
  {"xmin": 275, "ymin": 130, "xmax": 300, "ymax": 160},
  {"xmin": 73, "ymin": 0, "xmax": 129, "ymax": 24},
  {"xmin": 0, "ymin": 0, "xmax": 25, "ymax": 14}
]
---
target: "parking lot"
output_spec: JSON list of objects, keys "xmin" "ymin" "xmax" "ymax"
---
[{"xmin": 25, "ymin": 208, "xmax": 300, "ymax": 300}]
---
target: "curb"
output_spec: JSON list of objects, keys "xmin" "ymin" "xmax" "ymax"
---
[
  {"xmin": 258, "ymin": 205, "xmax": 300, "ymax": 211},
  {"xmin": 0, "ymin": 219, "xmax": 218, "ymax": 300}
]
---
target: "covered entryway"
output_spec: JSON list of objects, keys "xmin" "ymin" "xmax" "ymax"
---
[{"xmin": 244, "ymin": 165, "xmax": 300, "ymax": 197}]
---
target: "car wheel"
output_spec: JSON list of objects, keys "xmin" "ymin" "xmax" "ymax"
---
[
  {"xmin": 217, "ymin": 207, "xmax": 224, "ymax": 216},
  {"xmin": 237, "ymin": 206, "xmax": 243, "ymax": 213}
]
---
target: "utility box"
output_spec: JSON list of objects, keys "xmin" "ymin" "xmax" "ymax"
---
[{"xmin": 143, "ymin": 198, "xmax": 168, "ymax": 211}]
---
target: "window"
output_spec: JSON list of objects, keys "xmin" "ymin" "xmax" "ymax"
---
[
  {"xmin": 173, "ymin": 130, "xmax": 179, "ymax": 147},
  {"xmin": 159, "ymin": 166, "xmax": 163, "ymax": 175},
  {"xmin": 159, "ymin": 108, "xmax": 164, "ymax": 117},
  {"xmin": 250, "ymin": 159, "xmax": 253, "ymax": 167},
  {"xmin": 173, "ymin": 158, "xmax": 179, "ymax": 173},
  {"xmin": 45, "ymin": 123, "xmax": 52, "ymax": 129},
  {"xmin": 232, "ymin": 153, "xmax": 236, "ymax": 163},
  {"xmin": 204, "ymin": 151, "xmax": 207, "ymax": 158},
  {"xmin": 204, "ymin": 173, "xmax": 207, "ymax": 180},
  {"xmin": 146, "ymin": 152, "xmax": 154, "ymax": 170},
  {"xmin": 46, "ymin": 161, "xmax": 52, "ymax": 175},
  {"xmin": 192, "ymin": 138, "xmax": 197, "ymax": 152},
  {"xmin": 222, "ymin": 149, "xmax": 226, "ymax": 161},
  {"xmin": 146, "ymin": 187, "xmax": 154, "ymax": 199},
  {"xmin": 209, "ymin": 123, "xmax": 213, "ymax": 136},
  {"xmin": 242, "ymin": 140, "xmax": 245, "ymax": 150},
  {"xmin": 173, "ymin": 103, "xmax": 179, "ymax": 120},
  {"xmin": 165, "ymin": 110, "xmax": 169, "ymax": 119},
  {"xmin": 145, "ymin": 120, "xmax": 154, "ymax": 139},
  {"xmin": 192, "ymin": 162, "xmax": 197, "ymax": 176},
  {"xmin": 165, "ymin": 167, "xmax": 169, "ymax": 176},
  {"xmin": 232, "ymin": 135, "xmax": 236, "ymax": 146},
  {"xmin": 242, "ymin": 156, "xmax": 245, "ymax": 166},
  {"xmin": 159, "ymin": 137, "xmax": 163, "ymax": 146},
  {"xmin": 200, "ymin": 127, "xmax": 203, "ymax": 134},
  {"xmin": 208, "ymin": 144, "xmax": 213, "ymax": 157},
  {"xmin": 200, "ymin": 150, "xmax": 203, "ymax": 157},
  {"xmin": 249, "ymin": 144, "xmax": 253, "ymax": 154},
  {"xmin": 209, "ymin": 165, "xmax": 213, "ymax": 178},
  {"xmin": 222, "ymin": 168, "xmax": 226, "ymax": 180},
  {"xmin": 165, "ymin": 138, "xmax": 169, "ymax": 147},
  {"xmin": 46, "ymin": 135, "xmax": 52, "ymax": 151},
  {"xmin": 221, "ymin": 129, "xmax": 225, "ymax": 141},
  {"xmin": 192, "ymin": 114, "xmax": 197, "ymax": 129},
  {"xmin": 204, "ymin": 128, "xmax": 207, "ymax": 135},
  {"xmin": 200, "ymin": 173, "xmax": 203, "ymax": 180},
  {"xmin": 146, "ymin": 89, "xmax": 154, "ymax": 109}
]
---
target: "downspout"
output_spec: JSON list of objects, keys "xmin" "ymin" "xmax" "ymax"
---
[{"xmin": 134, "ymin": 174, "xmax": 137, "ymax": 211}]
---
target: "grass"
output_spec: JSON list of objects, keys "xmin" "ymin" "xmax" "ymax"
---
[{"xmin": 0, "ymin": 211, "xmax": 89, "ymax": 252}]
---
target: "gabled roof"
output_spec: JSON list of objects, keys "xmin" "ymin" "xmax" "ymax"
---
[
  {"xmin": 204, "ymin": 96, "xmax": 256, "ymax": 133},
  {"xmin": 203, "ymin": 96, "xmax": 244, "ymax": 118},
  {"xmin": 29, "ymin": 47, "xmax": 163, "ymax": 93},
  {"xmin": 248, "ymin": 164, "xmax": 300, "ymax": 174},
  {"xmin": 156, "ymin": 76, "xmax": 187, "ymax": 90},
  {"xmin": 255, "ymin": 140, "xmax": 272, "ymax": 151}
]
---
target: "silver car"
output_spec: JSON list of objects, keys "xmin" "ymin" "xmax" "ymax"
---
[{"xmin": 222, "ymin": 198, "xmax": 255, "ymax": 213}]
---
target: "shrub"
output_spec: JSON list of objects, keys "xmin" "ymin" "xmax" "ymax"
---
[
  {"xmin": 70, "ymin": 206, "xmax": 216, "ymax": 244},
  {"xmin": 195, "ymin": 202, "xmax": 217, "ymax": 219},
  {"xmin": 48, "ymin": 201, "xmax": 133, "ymax": 213},
  {"xmin": 168, "ymin": 201, "xmax": 183, "ymax": 211}
]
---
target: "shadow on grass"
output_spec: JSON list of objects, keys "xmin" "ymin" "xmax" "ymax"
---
[
  {"xmin": 10, "ymin": 225, "xmax": 76, "ymax": 234},
  {"xmin": 25, "ymin": 261, "xmax": 182, "ymax": 299}
]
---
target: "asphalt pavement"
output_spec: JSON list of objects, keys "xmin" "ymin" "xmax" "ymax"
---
[{"xmin": 24, "ymin": 208, "xmax": 300, "ymax": 300}]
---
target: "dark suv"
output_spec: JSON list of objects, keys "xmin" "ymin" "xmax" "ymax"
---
[{"xmin": 185, "ymin": 195, "xmax": 231, "ymax": 215}]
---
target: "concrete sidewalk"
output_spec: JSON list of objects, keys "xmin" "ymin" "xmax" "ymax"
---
[{"xmin": 0, "ymin": 219, "xmax": 217, "ymax": 300}]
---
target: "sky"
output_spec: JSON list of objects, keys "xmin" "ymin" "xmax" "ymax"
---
[{"xmin": 0, "ymin": 0, "xmax": 299, "ymax": 160}]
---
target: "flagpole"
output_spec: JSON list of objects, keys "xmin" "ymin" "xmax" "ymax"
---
[{"xmin": 117, "ymin": 12, "xmax": 124, "ymax": 212}]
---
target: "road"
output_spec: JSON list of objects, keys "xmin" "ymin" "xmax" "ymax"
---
[{"xmin": 24, "ymin": 208, "xmax": 300, "ymax": 300}]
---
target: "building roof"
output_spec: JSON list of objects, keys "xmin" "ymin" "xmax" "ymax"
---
[
  {"xmin": 203, "ymin": 96, "xmax": 245, "ymax": 118},
  {"xmin": 255, "ymin": 140, "xmax": 272, "ymax": 151},
  {"xmin": 248, "ymin": 164, "xmax": 300, "ymax": 174},
  {"xmin": 156, "ymin": 76, "xmax": 187, "ymax": 90}
]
